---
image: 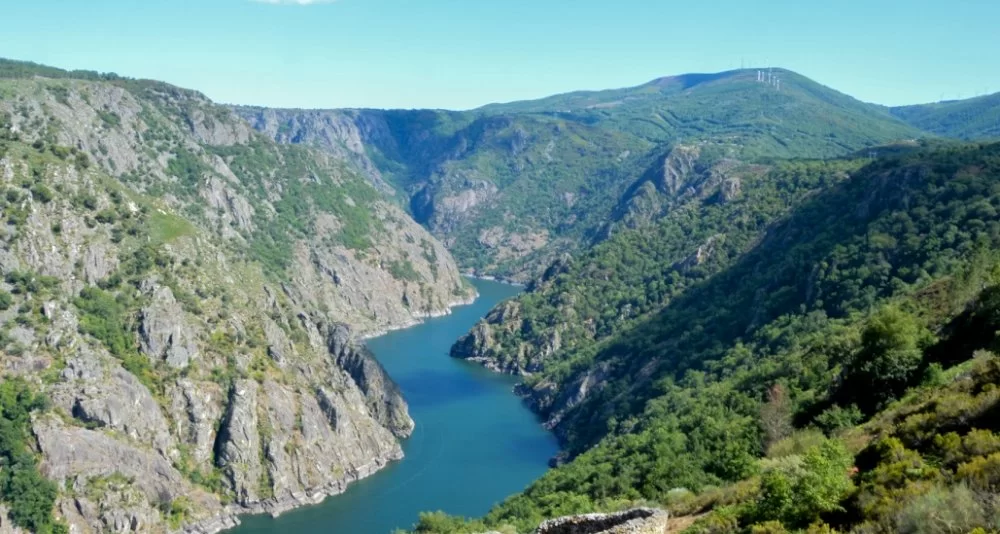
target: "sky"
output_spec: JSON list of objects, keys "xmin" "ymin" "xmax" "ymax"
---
[{"xmin": 1, "ymin": 0, "xmax": 997, "ymax": 110}]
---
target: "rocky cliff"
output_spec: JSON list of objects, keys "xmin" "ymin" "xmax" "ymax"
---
[
  {"xmin": 0, "ymin": 60, "xmax": 474, "ymax": 532},
  {"xmin": 235, "ymin": 106, "xmax": 611, "ymax": 281}
]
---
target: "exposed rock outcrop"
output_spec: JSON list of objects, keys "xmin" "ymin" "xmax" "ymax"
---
[
  {"xmin": 326, "ymin": 324, "xmax": 414, "ymax": 438},
  {"xmin": 0, "ymin": 64, "xmax": 472, "ymax": 532},
  {"xmin": 535, "ymin": 508, "xmax": 670, "ymax": 534},
  {"xmin": 33, "ymin": 415, "xmax": 233, "ymax": 532},
  {"xmin": 138, "ymin": 281, "xmax": 199, "ymax": 369},
  {"xmin": 52, "ymin": 349, "xmax": 176, "ymax": 457},
  {"xmin": 215, "ymin": 379, "xmax": 262, "ymax": 505}
]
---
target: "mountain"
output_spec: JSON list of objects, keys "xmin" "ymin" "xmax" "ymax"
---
[
  {"xmin": 237, "ymin": 68, "xmax": 924, "ymax": 281},
  {"xmin": 0, "ymin": 58, "xmax": 474, "ymax": 533},
  {"xmin": 424, "ymin": 141, "xmax": 1000, "ymax": 532},
  {"xmin": 892, "ymin": 91, "xmax": 1000, "ymax": 140}
]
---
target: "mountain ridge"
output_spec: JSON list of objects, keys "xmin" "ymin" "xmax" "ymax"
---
[{"xmin": 238, "ymin": 67, "xmax": 926, "ymax": 281}]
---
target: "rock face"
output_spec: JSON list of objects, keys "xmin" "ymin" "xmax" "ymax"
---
[
  {"xmin": 235, "ymin": 107, "xmax": 395, "ymax": 195},
  {"xmin": 216, "ymin": 380, "xmax": 263, "ymax": 505},
  {"xmin": 138, "ymin": 281, "xmax": 199, "ymax": 368},
  {"xmin": 233, "ymin": 107, "xmax": 650, "ymax": 282},
  {"xmin": 0, "ymin": 63, "xmax": 454, "ymax": 532},
  {"xmin": 326, "ymin": 324, "xmax": 414, "ymax": 437},
  {"xmin": 52, "ymin": 350, "xmax": 176, "ymax": 457},
  {"xmin": 33, "ymin": 414, "xmax": 232, "ymax": 532},
  {"xmin": 535, "ymin": 508, "xmax": 670, "ymax": 534}
]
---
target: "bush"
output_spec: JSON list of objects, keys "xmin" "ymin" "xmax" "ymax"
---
[
  {"xmin": 0, "ymin": 290, "xmax": 12, "ymax": 311},
  {"xmin": 688, "ymin": 506, "xmax": 741, "ymax": 534},
  {"xmin": 751, "ymin": 440, "xmax": 855, "ymax": 527},
  {"xmin": 843, "ymin": 306, "xmax": 934, "ymax": 413},
  {"xmin": 895, "ymin": 484, "xmax": 987, "ymax": 534},
  {"xmin": 94, "ymin": 208, "xmax": 117, "ymax": 224},
  {"xmin": 956, "ymin": 452, "xmax": 1000, "ymax": 492},
  {"xmin": 751, "ymin": 521, "xmax": 789, "ymax": 534},
  {"xmin": 767, "ymin": 429, "xmax": 829, "ymax": 459},
  {"xmin": 73, "ymin": 286, "xmax": 135, "ymax": 357},
  {"xmin": 814, "ymin": 405, "xmax": 864, "ymax": 434},
  {"xmin": 29, "ymin": 183, "xmax": 53, "ymax": 203},
  {"xmin": 0, "ymin": 379, "xmax": 59, "ymax": 532}
]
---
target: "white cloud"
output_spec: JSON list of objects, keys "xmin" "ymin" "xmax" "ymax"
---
[{"xmin": 252, "ymin": 0, "xmax": 338, "ymax": 4}]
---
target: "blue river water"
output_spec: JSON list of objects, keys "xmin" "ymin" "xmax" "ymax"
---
[{"xmin": 231, "ymin": 279, "xmax": 558, "ymax": 533}]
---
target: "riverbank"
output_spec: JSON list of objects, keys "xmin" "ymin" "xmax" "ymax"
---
[
  {"xmin": 358, "ymin": 292, "xmax": 479, "ymax": 340},
  {"xmin": 462, "ymin": 272, "xmax": 526, "ymax": 287}
]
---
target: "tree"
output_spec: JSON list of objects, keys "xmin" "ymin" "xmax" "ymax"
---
[
  {"xmin": 752, "ymin": 440, "xmax": 855, "ymax": 527},
  {"xmin": 761, "ymin": 384, "xmax": 793, "ymax": 451},
  {"xmin": 843, "ymin": 306, "xmax": 933, "ymax": 413}
]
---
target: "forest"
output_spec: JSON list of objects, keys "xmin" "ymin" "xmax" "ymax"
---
[{"xmin": 417, "ymin": 142, "xmax": 1000, "ymax": 532}]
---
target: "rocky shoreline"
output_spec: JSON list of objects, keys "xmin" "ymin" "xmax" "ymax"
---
[
  {"xmin": 359, "ymin": 293, "xmax": 479, "ymax": 340},
  {"xmin": 185, "ymin": 293, "xmax": 481, "ymax": 534},
  {"xmin": 463, "ymin": 273, "xmax": 526, "ymax": 287},
  {"xmin": 185, "ymin": 450, "xmax": 404, "ymax": 534}
]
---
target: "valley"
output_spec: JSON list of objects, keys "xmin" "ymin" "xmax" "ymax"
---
[{"xmin": 2, "ymin": 53, "xmax": 1000, "ymax": 534}]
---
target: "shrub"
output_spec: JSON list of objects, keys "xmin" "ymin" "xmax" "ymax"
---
[
  {"xmin": 688, "ymin": 506, "xmax": 741, "ymax": 534},
  {"xmin": 962, "ymin": 429, "xmax": 1000, "ymax": 458},
  {"xmin": 956, "ymin": 452, "xmax": 1000, "ymax": 492},
  {"xmin": 752, "ymin": 440, "xmax": 855, "ymax": 527},
  {"xmin": 768, "ymin": 429, "xmax": 828, "ymax": 459},
  {"xmin": 0, "ymin": 379, "xmax": 59, "ymax": 531},
  {"xmin": 814, "ymin": 405, "xmax": 864, "ymax": 434},
  {"xmin": 94, "ymin": 208, "xmax": 117, "ymax": 224},
  {"xmin": 29, "ymin": 183, "xmax": 53, "ymax": 203},
  {"xmin": 751, "ymin": 521, "xmax": 789, "ymax": 534},
  {"xmin": 73, "ymin": 286, "xmax": 135, "ymax": 357},
  {"xmin": 895, "ymin": 484, "xmax": 987, "ymax": 534},
  {"xmin": 843, "ymin": 306, "xmax": 934, "ymax": 414}
]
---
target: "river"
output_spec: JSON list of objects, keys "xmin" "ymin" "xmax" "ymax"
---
[{"xmin": 230, "ymin": 279, "xmax": 558, "ymax": 534}]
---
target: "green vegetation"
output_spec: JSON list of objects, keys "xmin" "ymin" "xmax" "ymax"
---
[
  {"xmin": 5, "ymin": 271, "xmax": 60, "ymax": 296},
  {"xmin": 146, "ymin": 211, "xmax": 197, "ymax": 244},
  {"xmin": 389, "ymin": 258, "xmax": 421, "ymax": 282},
  {"xmin": 209, "ymin": 140, "xmax": 384, "ymax": 277},
  {"xmin": 418, "ymin": 142, "xmax": 1000, "ymax": 532},
  {"xmin": 166, "ymin": 148, "xmax": 211, "ymax": 187},
  {"xmin": 0, "ymin": 379, "xmax": 63, "ymax": 533},
  {"xmin": 73, "ymin": 286, "xmax": 136, "ymax": 357},
  {"xmin": 892, "ymin": 92, "xmax": 1000, "ymax": 140},
  {"xmin": 0, "ymin": 58, "xmax": 122, "ymax": 82},
  {"xmin": 72, "ymin": 286, "xmax": 156, "ymax": 391},
  {"xmin": 290, "ymin": 68, "xmax": 925, "ymax": 277},
  {"xmin": 97, "ymin": 110, "xmax": 121, "ymax": 128}
]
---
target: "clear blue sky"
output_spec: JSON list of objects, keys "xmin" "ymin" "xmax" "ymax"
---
[{"xmin": 2, "ymin": 0, "xmax": 997, "ymax": 110}]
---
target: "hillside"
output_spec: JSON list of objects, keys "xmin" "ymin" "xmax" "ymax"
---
[
  {"xmin": 892, "ymin": 91, "xmax": 1000, "ymax": 140},
  {"xmin": 423, "ymin": 141, "xmax": 1000, "ymax": 532},
  {"xmin": 0, "ymin": 58, "xmax": 474, "ymax": 533},
  {"xmin": 237, "ymin": 68, "xmax": 923, "ymax": 280}
]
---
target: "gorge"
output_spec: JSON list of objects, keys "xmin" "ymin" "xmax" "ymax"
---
[
  {"xmin": 230, "ymin": 279, "xmax": 557, "ymax": 534},
  {"xmin": 4, "ymin": 54, "xmax": 1000, "ymax": 534}
]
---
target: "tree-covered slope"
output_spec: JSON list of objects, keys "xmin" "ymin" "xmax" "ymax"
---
[
  {"xmin": 239, "ymin": 69, "xmax": 923, "ymax": 280},
  {"xmin": 0, "ymin": 58, "xmax": 474, "ymax": 532},
  {"xmin": 892, "ymin": 92, "xmax": 1000, "ymax": 140},
  {"xmin": 425, "ymin": 141, "xmax": 1000, "ymax": 532}
]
